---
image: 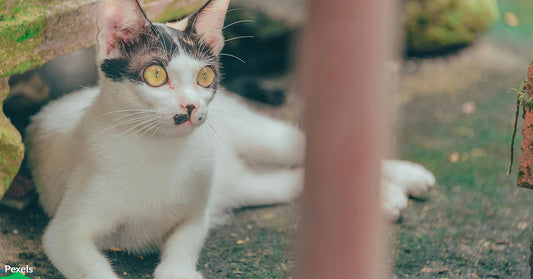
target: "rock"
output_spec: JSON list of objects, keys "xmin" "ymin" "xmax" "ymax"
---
[
  {"xmin": 0, "ymin": 78, "xmax": 25, "ymax": 200},
  {"xmin": 405, "ymin": 0, "xmax": 499, "ymax": 55},
  {"xmin": 517, "ymin": 63, "xmax": 533, "ymax": 189}
]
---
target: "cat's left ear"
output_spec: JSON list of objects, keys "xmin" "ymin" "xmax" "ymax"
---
[{"xmin": 167, "ymin": 0, "xmax": 230, "ymax": 55}]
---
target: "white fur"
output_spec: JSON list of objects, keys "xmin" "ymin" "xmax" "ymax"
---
[{"xmin": 26, "ymin": 78, "xmax": 305, "ymax": 279}]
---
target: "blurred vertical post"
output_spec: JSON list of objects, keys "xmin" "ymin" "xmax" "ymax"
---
[{"xmin": 298, "ymin": 0, "xmax": 396, "ymax": 278}]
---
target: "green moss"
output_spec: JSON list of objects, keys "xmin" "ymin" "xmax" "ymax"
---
[
  {"xmin": 0, "ymin": 105, "xmax": 24, "ymax": 200},
  {"xmin": 154, "ymin": 2, "xmax": 204, "ymax": 23},
  {"xmin": 16, "ymin": 24, "xmax": 42, "ymax": 42},
  {"xmin": 0, "ymin": 0, "xmax": 43, "ymax": 197},
  {"xmin": 2, "ymin": 60, "xmax": 41, "ymax": 77},
  {"xmin": 0, "ymin": 0, "xmax": 47, "ymax": 77},
  {"xmin": 405, "ymin": 0, "xmax": 499, "ymax": 55}
]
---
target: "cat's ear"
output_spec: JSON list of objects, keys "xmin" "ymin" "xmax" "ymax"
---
[
  {"xmin": 168, "ymin": 0, "xmax": 229, "ymax": 55},
  {"xmin": 96, "ymin": 0, "xmax": 152, "ymax": 58}
]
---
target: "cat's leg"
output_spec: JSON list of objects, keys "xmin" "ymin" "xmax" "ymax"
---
[
  {"xmin": 209, "ymin": 165, "xmax": 303, "ymax": 226},
  {"xmin": 236, "ymin": 120, "xmax": 305, "ymax": 168},
  {"xmin": 154, "ymin": 210, "xmax": 208, "ymax": 279},
  {"xmin": 43, "ymin": 201, "xmax": 121, "ymax": 279},
  {"xmin": 213, "ymin": 99, "xmax": 305, "ymax": 168},
  {"xmin": 381, "ymin": 160, "xmax": 436, "ymax": 220},
  {"xmin": 231, "ymin": 167, "xmax": 304, "ymax": 207}
]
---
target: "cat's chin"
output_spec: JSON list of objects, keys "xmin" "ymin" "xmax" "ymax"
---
[{"xmin": 157, "ymin": 122, "xmax": 198, "ymax": 137}]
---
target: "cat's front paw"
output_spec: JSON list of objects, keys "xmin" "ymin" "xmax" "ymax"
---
[
  {"xmin": 382, "ymin": 160, "xmax": 436, "ymax": 198},
  {"xmin": 154, "ymin": 266, "xmax": 203, "ymax": 279}
]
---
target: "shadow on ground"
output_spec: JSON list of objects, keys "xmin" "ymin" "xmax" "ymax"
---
[{"xmin": 0, "ymin": 201, "xmax": 298, "ymax": 279}]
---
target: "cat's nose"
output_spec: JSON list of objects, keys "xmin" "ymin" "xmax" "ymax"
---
[{"xmin": 184, "ymin": 104, "xmax": 196, "ymax": 117}]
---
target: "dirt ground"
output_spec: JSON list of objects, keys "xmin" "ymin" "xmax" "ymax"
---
[
  {"xmin": 392, "ymin": 39, "xmax": 533, "ymax": 278},
  {"xmin": 3, "ymin": 1, "xmax": 533, "ymax": 279}
]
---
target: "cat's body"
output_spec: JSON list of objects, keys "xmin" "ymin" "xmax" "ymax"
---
[
  {"xmin": 25, "ymin": 0, "xmax": 434, "ymax": 278},
  {"xmin": 28, "ymin": 85, "xmax": 304, "ymax": 278},
  {"xmin": 27, "ymin": 81, "xmax": 303, "ymax": 253}
]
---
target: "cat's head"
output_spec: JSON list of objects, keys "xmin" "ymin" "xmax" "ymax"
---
[{"xmin": 95, "ymin": 0, "xmax": 229, "ymax": 136}]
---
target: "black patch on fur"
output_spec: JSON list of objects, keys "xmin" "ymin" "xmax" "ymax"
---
[
  {"xmin": 100, "ymin": 25, "xmax": 176, "ymax": 83},
  {"xmin": 101, "ymin": 58, "xmax": 129, "ymax": 81},
  {"xmin": 174, "ymin": 114, "xmax": 189, "ymax": 125}
]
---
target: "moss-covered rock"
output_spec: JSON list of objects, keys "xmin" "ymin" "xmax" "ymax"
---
[
  {"xmin": 0, "ymin": 79, "xmax": 24, "ymax": 200},
  {"xmin": 405, "ymin": 0, "xmax": 499, "ymax": 55}
]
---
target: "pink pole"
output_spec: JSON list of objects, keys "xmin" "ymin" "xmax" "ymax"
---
[{"xmin": 298, "ymin": 0, "xmax": 395, "ymax": 278}]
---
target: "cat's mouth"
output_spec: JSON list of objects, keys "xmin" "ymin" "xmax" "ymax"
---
[
  {"xmin": 173, "ymin": 104, "xmax": 203, "ymax": 126},
  {"xmin": 153, "ymin": 108, "xmax": 206, "ymax": 137}
]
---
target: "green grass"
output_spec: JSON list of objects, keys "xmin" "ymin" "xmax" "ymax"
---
[{"xmin": 395, "ymin": 15, "xmax": 533, "ymax": 275}]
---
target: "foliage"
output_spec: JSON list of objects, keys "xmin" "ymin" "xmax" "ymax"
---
[{"xmin": 405, "ymin": 0, "xmax": 499, "ymax": 55}]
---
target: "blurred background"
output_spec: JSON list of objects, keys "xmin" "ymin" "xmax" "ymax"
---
[{"xmin": 3, "ymin": 0, "xmax": 533, "ymax": 278}]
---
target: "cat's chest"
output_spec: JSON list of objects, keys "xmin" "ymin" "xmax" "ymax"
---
[
  {"xmin": 93, "ymin": 134, "xmax": 215, "ymax": 209},
  {"xmin": 89, "ymin": 137, "xmax": 214, "ymax": 251}
]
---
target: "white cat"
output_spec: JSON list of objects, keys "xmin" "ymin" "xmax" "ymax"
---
[{"xmin": 25, "ymin": 0, "xmax": 434, "ymax": 278}]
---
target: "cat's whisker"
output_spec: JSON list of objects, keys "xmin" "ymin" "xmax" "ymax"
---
[
  {"xmin": 213, "ymin": 118, "xmax": 236, "ymax": 139},
  {"xmin": 224, "ymin": 35, "xmax": 254, "ymax": 43},
  {"xmin": 109, "ymin": 112, "xmax": 157, "ymax": 122},
  {"xmin": 223, "ymin": 19, "xmax": 255, "ymax": 30},
  {"xmin": 98, "ymin": 115, "xmax": 157, "ymax": 136},
  {"xmin": 96, "ymin": 109, "xmax": 155, "ymax": 117},
  {"xmin": 219, "ymin": 53, "xmax": 246, "ymax": 64},
  {"xmin": 153, "ymin": 29, "xmax": 172, "ymax": 61},
  {"xmin": 202, "ymin": 122, "xmax": 224, "ymax": 153},
  {"xmin": 108, "ymin": 114, "xmax": 157, "ymax": 127},
  {"xmin": 126, "ymin": 119, "xmax": 160, "ymax": 138},
  {"xmin": 95, "ymin": 109, "xmax": 156, "ymax": 122},
  {"xmin": 138, "ymin": 119, "xmax": 161, "ymax": 138},
  {"xmin": 209, "ymin": 109, "xmax": 258, "ymax": 127},
  {"xmin": 227, "ymin": 8, "xmax": 244, "ymax": 13},
  {"xmin": 150, "ymin": 121, "xmax": 163, "ymax": 138},
  {"xmin": 117, "ymin": 117, "xmax": 159, "ymax": 138},
  {"xmin": 204, "ymin": 118, "xmax": 235, "ymax": 155},
  {"xmin": 127, "ymin": 29, "xmax": 169, "ymax": 56}
]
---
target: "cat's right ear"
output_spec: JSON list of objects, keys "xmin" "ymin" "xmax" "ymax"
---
[
  {"xmin": 96, "ymin": 0, "xmax": 151, "ymax": 58},
  {"xmin": 166, "ymin": 0, "xmax": 229, "ymax": 55}
]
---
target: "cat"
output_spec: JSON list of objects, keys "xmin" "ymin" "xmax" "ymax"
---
[{"xmin": 25, "ymin": 0, "xmax": 434, "ymax": 278}]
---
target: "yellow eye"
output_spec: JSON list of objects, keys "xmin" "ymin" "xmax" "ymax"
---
[
  {"xmin": 197, "ymin": 66, "xmax": 216, "ymax": 88},
  {"xmin": 143, "ymin": 65, "xmax": 167, "ymax": 87}
]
